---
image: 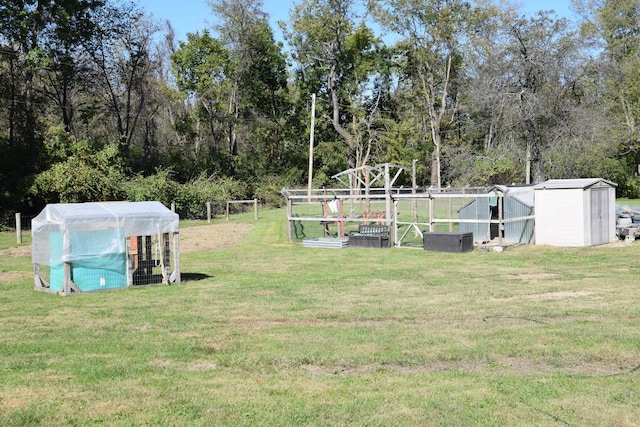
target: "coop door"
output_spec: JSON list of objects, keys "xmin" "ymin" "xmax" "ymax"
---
[
  {"xmin": 128, "ymin": 234, "xmax": 171, "ymax": 285},
  {"xmin": 590, "ymin": 187, "xmax": 610, "ymax": 246}
]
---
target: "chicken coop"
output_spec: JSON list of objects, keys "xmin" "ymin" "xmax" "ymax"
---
[{"xmin": 32, "ymin": 201, "xmax": 180, "ymax": 295}]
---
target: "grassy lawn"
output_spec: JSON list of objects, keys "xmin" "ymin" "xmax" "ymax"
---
[{"xmin": 1, "ymin": 208, "xmax": 639, "ymax": 426}]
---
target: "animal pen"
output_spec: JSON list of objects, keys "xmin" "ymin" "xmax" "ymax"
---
[
  {"xmin": 32, "ymin": 201, "xmax": 180, "ymax": 295},
  {"xmin": 282, "ymin": 164, "xmax": 536, "ymax": 248}
]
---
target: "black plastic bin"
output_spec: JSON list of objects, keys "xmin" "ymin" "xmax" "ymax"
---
[{"xmin": 423, "ymin": 232, "xmax": 473, "ymax": 253}]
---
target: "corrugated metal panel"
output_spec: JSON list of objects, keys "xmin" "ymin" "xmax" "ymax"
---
[
  {"xmin": 459, "ymin": 198, "xmax": 490, "ymax": 242},
  {"xmin": 503, "ymin": 195, "xmax": 534, "ymax": 244}
]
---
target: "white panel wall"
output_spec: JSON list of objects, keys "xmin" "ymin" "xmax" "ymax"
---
[{"xmin": 535, "ymin": 189, "xmax": 586, "ymax": 246}]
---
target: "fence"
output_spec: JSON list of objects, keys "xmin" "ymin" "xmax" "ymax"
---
[
  {"xmin": 281, "ymin": 186, "xmax": 536, "ymax": 247},
  {"xmin": 4, "ymin": 199, "xmax": 262, "ymax": 244}
]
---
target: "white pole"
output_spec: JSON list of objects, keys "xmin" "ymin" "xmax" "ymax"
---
[
  {"xmin": 307, "ymin": 93, "xmax": 316, "ymax": 202},
  {"xmin": 15, "ymin": 213, "xmax": 22, "ymax": 244}
]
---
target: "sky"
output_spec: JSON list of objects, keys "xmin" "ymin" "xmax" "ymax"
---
[{"xmin": 135, "ymin": 0, "xmax": 576, "ymax": 45}]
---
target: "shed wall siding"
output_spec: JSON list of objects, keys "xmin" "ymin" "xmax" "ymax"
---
[{"xmin": 535, "ymin": 189, "xmax": 586, "ymax": 246}]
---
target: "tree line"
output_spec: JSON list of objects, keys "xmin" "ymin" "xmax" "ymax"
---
[{"xmin": 1, "ymin": 0, "xmax": 639, "ymax": 215}]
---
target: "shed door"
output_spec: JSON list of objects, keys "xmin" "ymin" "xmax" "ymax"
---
[{"xmin": 590, "ymin": 187, "xmax": 609, "ymax": 245}]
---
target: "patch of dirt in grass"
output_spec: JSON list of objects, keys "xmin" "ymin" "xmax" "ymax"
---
[
  {"xmin": 149, "ymin": 358, "xmax": 178, "ymax": 369},
  {"xmin": 0, "ymin": 245, "xmax": 31, "ymax": 257},
  {"xmin": 0, "ymin": 270, "xmax": 31, "ymax": 282},
  {"xmin": 187, "ymin": 360, "xmax": 219, "ymax": 371},
  {"xmin": 303, "ymin": 358, "xmax": 631, "ymax": 377},
  {"xmin": 509, "ymin": 273, "xmax": 559, "ymax": 281},
  {"xmin": 528, "ymin": 290, "xmax": 595, "ymax": 300},
  {"xmin": 0, "ymin": 396, "xmax": 28, "ymax": 409},
  {"xmin": 179, "ymin": 222, "xmax": 253, "ymax": 253},
  {"xmin": 497, "ymin": 290, "xmax": 595, "ymax": 302}
]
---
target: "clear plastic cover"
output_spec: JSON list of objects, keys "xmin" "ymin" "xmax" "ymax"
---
[{"xmin": 32, "ymin": 201, "xmax": 179, "ymax": 266}]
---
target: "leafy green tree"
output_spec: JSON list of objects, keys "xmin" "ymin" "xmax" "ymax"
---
[
  {"xmin": 576, "ymin": 0, "xmax": 640, "ymax": 180},
  {"xmin": 0, "ymin": 0, "xmax": 105, "ymax": 211},
  {"xmin": 208, "ymin": 0, "xmax": 290, "ymax": 177},
  {"xmin": 284, "ymin": 0, "xmax": 391, "ymax": 180},
  {"xmin": 81, "ymin": 3, "xmax": 157, "ymax": 166},
  {"xmin": 463, "ymin": 7, "xmax": 596, "ymax": 185},
  {"xmin": 31, "ymin": 129, "xmax": 125, "ymax": 203},
  {"xmin": 172, "ymin": 29, "xmax": 230, "ymax": 172},
  {"xmin": 372, "ymin": 0, "xmax": 474, "ymax": 188},
  {"xmin": 121, "ymin": 168, "xmax": 179, "ymax": 206}
]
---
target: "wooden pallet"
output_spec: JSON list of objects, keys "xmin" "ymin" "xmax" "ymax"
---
[{"xmin": 302, "ymin": 237, "xmax": 349, "ymax": 248}]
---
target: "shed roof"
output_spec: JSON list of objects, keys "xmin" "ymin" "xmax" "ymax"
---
[
  {"xmin": 491, "ymin": 185, "xmax": 535, "ymax": 206},
  {"xmin": 533, "ymin": 178, "xmax": 617, "ymax": 190}
]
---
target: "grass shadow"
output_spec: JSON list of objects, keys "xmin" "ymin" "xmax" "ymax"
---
[{"xmin": 180, "ymin": 272, "xmax": 211, "ymax": 282}]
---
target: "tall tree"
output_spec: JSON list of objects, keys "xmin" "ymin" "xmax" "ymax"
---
[
  {"xmin": 208, "ymin": 0, "xmax": 289, "ymax": 174},
  {"xmin": 576, "ymin": 0, "xmax": 640, "ymax": 176},
  {"xmin": 171, "ymin": 30, "xmax": 230, "ymax": 172},
  {"xmin": 0, "ymin": 0, "xmax": 105, "ymax": 211},
  {"xmin": 372, "ymin": 0, "xmax": 473, "ymax": 188},
  {"xmin": 464, "ymin": 7, "xmax": 589, "ymax": 184},
  {"xmin": 285, "ymin": 0, "xmax": 389, "ymax": 180},
  {"xmin": 81, "ymin": 3, "xmax": 157, "ymax": 165}
]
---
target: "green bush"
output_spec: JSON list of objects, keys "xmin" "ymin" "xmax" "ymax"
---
[
  {"xmin": 619, "ymin": 175, "xmax": 640, "ymax": 199},
  {"xmin": 253, "ymin": 173, "xmax": 303, "ymax": 208},
  {"xmin": 121, "ymin": 169, "xmax": 179, "ymax": 206},
  {"xmin": 174, "ymin": 174, "xmax": 249, "ymax": 217},
  {"xmin": 31, "ymin": 142, "xmax": 125, "ymax": 203}
]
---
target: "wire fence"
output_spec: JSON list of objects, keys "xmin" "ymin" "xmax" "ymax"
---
[
  {"xmin": 1, "ymin": 200, "xmax": 262, "ymax": 232},
  {"xmin": 1, "ymin": 213, "xmax": 35, "ymax": 232}
]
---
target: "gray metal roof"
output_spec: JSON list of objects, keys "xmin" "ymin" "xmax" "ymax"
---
[
  {"xmin": 490, "ymin": 185, "xmax": 535, "ymax": 206},
  {"xmin": 533, "ymin": 178, "xmax": 617, "ymax": 190}
]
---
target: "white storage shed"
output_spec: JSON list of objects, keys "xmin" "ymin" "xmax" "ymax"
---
[
  {"xmin": 533, "ymin": 178, "xmax": 616, "ymax": 247},
  {"xmin": 32, "ymin": 201, "xmax": 180, "ymax": 295}
]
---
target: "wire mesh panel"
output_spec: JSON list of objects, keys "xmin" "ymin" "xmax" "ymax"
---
[{"xmin": 128, "ymin": 234, "xmax": 174, "ymax": 286}]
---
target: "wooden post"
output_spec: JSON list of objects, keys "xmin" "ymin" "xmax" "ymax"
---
[
  {"xmin": 286, "ymin": 198, "xmax": 293, "ymax": 242},
  {"xmin": 429, "ymin": 197, "xmax": 435, "ymax": 232},
  {"xmin": 15, "ymin": 213, "xmax": 22, "ymax": 244},
  {"xmin": 171, "ymin": 202, "xmax": 176, "ymax": 212},
  {"xmin": 338, "ymin": 198, "xmax": 345, "ymax": 237},
  {"xmin": 63, "ymin": 262, "xmax": 71, "ymax": 295},
  {"xmin": 412, "ymin": 160, "xmax": 418, "ymax": 225},
  {"xmin": 254, "ymin": 198, "xmax": 258, "ymax": 220},
  {"xmin": 307, "ymin": 93, "xmax": 316, "ymax": 202},
  {"xmin": 384, "ymin": 163, "xmax": 391, "ymax": 225},
  {"xmin": 226, "ymin": 201, "xmax": 230, "ymax": 221},
  {"xmin": 498, "ymin": 193, "xmax": 504, "ymax": 247},
  {"xmin": 393, "ymin": 199, "xmax": 399, "ymax": 247},
  {"xmin": 207, "ymin": 201, "xmax": 212, "ymax": 223},
  {"xmin": 365, "ymin": 165, "xmax": 370, "ymax": 213},
  {"xmin": 174, "ymin": 232, "xmax": 181, "ymax": 283}
]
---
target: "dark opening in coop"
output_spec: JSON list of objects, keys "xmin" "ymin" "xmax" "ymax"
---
[{"xmin": 128, "ymin": 234, "xmax": 177, "ymax": 286}]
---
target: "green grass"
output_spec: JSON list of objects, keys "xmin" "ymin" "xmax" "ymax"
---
[{"xmin": 1, "ymin": 208, "xmax": 639, "ymax": 426}]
